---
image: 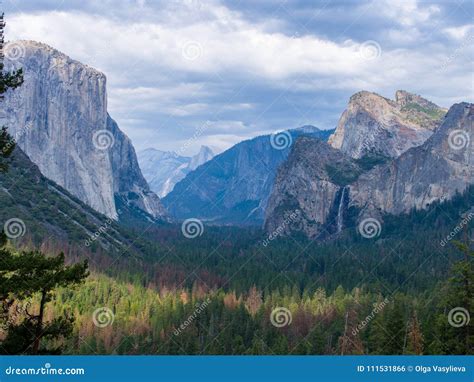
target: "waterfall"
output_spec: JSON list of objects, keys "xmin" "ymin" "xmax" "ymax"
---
[{"xmin": 336, "ymin": 186, "xmax": 346, "ymax": 233}]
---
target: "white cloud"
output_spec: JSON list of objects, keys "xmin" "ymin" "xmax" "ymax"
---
[
  {"xmin": 4, "ymin": 1, "xmax": 472, "ymax": 152},
  {"xmin": 6, "ymin": 10, "xmax": 385, "ymax": 84},
  {"xmin": 373, "ymin": 0, "xmax": 440, "ymax": 27},
  {"xmin": 443, "ymin": 24, "xmax": 474, "ymax": 40}
]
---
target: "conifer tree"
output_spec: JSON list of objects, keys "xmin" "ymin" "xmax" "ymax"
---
[
  {"xmin": 431, "ymin": 241, "xmax": 473, "ymax": 354},
  {"xmin": 0, "ymin": 251, "xmax": 88, "ymax": 354},
  {"xmin": 406, "ymin": 311, "xmax": 424, "ymax": 355}
]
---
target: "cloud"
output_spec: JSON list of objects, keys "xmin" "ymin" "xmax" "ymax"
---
[
  {"xmin": 443, "ymin": 24, "xmax": 474, "ymax": 40},
  {"xmin": 6, "ymin": 10, "xmax": 372, "ymax": 80},
  {"xmin": 373, "ymin": 0, "xmax": 440, "ymax": 27},
  {"xmin": 3, "ymin": 0, "xmax": 472, "ymax": 153}
]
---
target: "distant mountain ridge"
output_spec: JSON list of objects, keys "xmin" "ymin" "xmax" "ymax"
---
[
  {"xmin": 163, "ymin": 126, "xmax": 334, "ymax": 224},
  {"xmin": 3, "ymin": 40, "xmax": 467, "ymax": 239},
  {"xmin": 1, "ymin": 40, "xmax": 167, "ymax": 222},
  {"xmin": 138, "ymin": 146, "xmax": 214, "ymax": 198}
]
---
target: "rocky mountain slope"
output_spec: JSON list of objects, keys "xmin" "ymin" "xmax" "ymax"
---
[
  {"xmin": 163, "ymin": 126, "xmax": 334, "ymax": 224},
  {"xmin": 265, "ymin": 102, "xmax": 473, "ymax": 238},
  {"xmin": 138, "ymin": 146, "xmax": 214, "ymax": 198},
  {"xmin": 264, "ymin": 137, "xmax": 363, "ymax": 238},
  {"xmin": 1, "ymin": 40, "xmax": 166, "ymax": 221},
  {"xmin": 350, "ymin": 102, "xmax": 473, "ymax": 217},
  {"xmin": 328, "ymin": 90, "xmax": 446, "ymax": 159},
  {"xmin": 0, "ymin": 146, "xmax": 141, "ymax": 253}
]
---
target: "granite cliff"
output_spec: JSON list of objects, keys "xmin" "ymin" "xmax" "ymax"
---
[
  {"xmin": 1, "ymin": 41, "xmax": 166, "ymax": 221},
  {"xmin": 266, "ymin": 95, "xmax": 471, "ymax": 238},
  {"xmin": 328, "ymin": 90, "xmax": 446, "ymax": 159}
]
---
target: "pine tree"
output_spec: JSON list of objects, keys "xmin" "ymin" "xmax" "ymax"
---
[
  {"xmin": 0, "ymin": 251, "xmax": 88, "ymax": 354},
  {"xmin": 406, "ymin": 311, "xmax": 424, "ymax": 355},
  {"xmin": 338, "ymin": 307, "xmax": 364, "ymax": 355},
  {"xmin": 431, "ymin": 241, "xmax": 473, "ymax": 354},
  {"xmin": 383, "ymin": 298, "xmax": 405, "ymax": 354}
]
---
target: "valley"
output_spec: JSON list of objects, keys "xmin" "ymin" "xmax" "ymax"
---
[{"xmin": 0, "ymin": 38, "xmax": 472, "ymax": 356}]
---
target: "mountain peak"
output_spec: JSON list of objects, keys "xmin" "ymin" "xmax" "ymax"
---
[
  {"xmin": 350, "ymin": 101, "xmax": 473, "ymax": 217},
  {"xmin": 2, "ymin": 40, "xmax": 166, "ymax": 221},
  {"xmin": 138, "ymin": 145, "xmax": 215, "ymax": 198},
  {"xmin": 10, "ymin": 39, "xmax": 56, "ymax": 52},
  {"xmin": 348, "ymin": 90, "xmax": 391, "ymax": 105},
  {"xmin": 290, "ymin": 125, "xmax": 321, "ymax": 134},
  {"xmin": 395, "ymin": 89, "xmax": 445, "ymax": 111},
  {"xmin": 9, "ymin": 40, "xmax": 105, "ymax": 78},
  {"xmin": 267, "ymin": 101, "xmax": 473, "ymax": 239},
  {"xmin": 350, "ymin": 90, "xmax": 381, "ymax": 98},
  {"xmin": 329, "ymin": 90, "xmax": 446, "ymax": 159},
  {"xmin": 198, "ymin": 145, "xmax": 214, "ymax": 155},
  {"xmin": 189, "ymin": 146, "xmax": 215, "ymax": 171}
]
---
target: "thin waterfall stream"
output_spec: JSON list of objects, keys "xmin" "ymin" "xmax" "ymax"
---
[{"xmin": 336, "ymin": 186, "xmax": 346, "ymax": 233}]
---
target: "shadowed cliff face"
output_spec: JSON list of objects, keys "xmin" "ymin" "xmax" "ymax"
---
[
  {"xmin": 328, "ymin": 90, "xmax": 447, "ymax": 159},
  {"xmin": 0, "ymin": 40, "xmax": 167, "ymax": 221},
  {"xmin": 264, "ymin": 137, "xmax": 364, "ymax": 239},
  {"xmin": 265, "ymin": 102, "xmax": 472, "ymax": 239}
]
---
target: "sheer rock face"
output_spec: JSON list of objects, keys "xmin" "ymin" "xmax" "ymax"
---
[
  {"xmin": 264, "ymin": 137, "xmax": 361, "ymax": 238},
  {"xmin": 188, "ymin": 146, "xmax": 215, "ymax": 171},
  {"xmin": 328, "ymin": 90, "xmax": 446, "ymax": 159},
  {"xmin": 265, "ymin": 103, "xmax": 472, "ymax": 239},
  {"xmin": 349, "ymin": 103, "xmax": 473, "ymax": 216},
  {"xmin": 1, "ymin": 40, "xmax": 167, "ymax": 220}
]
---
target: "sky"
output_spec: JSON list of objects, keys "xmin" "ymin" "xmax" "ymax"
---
[{"xmin": 3, "ymin": 0, "xmax": 473, "ymax": 155}]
